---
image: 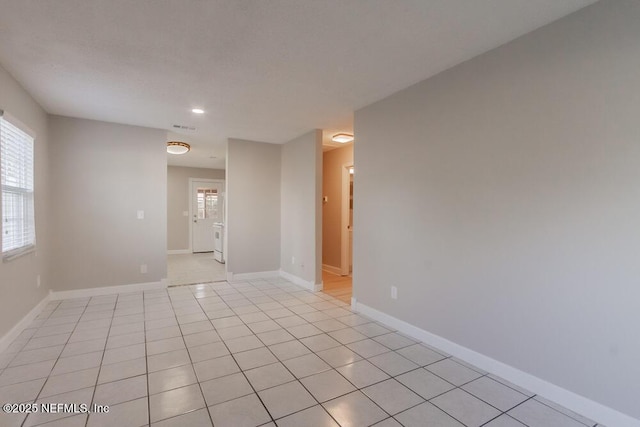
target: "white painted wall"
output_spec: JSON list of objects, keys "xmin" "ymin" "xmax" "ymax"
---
[
  {"xmin": 0, "ymin": 65, "xmax": 51, "ymax": 340},
  {"xmin": 280, "ymin": 130, "xmax": 322, "ymax": 285},
  {"xmin": 49, "ymin": 116, "xmax": 167, "ymax": 291},
  {"xmin": 354, "ymin": 0, "xmax": 640, "ymax": 420},
  {"xmin": 226, "ymin": 138, "xmax": 281, "ymax": 275}
]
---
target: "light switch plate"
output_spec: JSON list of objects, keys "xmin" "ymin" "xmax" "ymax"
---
[{"xmin": 137, "ymin": 210, "xmax": 144, "ymax": 219}]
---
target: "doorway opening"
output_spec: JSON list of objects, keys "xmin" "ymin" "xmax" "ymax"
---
[
  {"xmin": 167, "ymin": 176, "xmax": 226, "ymax": 286},
  {"xmin": 321, "ymin": 142, "xmax": 354, "ymax": 304}
]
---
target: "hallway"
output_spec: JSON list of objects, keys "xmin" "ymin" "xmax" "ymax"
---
[{"xmin": 322, "ymin": 271, "xmax": 352, "ymax": 305}]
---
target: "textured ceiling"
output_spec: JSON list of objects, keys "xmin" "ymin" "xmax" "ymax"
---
[{"xmin": 0, "ymin": 0, "xmax": 595, "ymax": 168}]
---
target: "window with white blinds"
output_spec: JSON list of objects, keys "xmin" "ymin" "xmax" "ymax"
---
[{"xmin": 0, "ymin": 111, "xmax": 35, "ymax": 258}]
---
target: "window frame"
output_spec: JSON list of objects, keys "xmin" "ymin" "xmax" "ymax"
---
[{"xmin": 0, "ymin": 110, "xmax": 36, "ymax": 261}]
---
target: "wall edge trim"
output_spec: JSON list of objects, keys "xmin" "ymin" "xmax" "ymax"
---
[
  {"xmin": 49, "ymin": 279, "xmax": 169, "ymax": 301},
  {"xmin": 0, "ymin": 294, "xmax": 51, "ymax": 353},
  {"xmin": 279, "ymin": 269, "xmax": 322, "ymax": 292},
  {"xmin": 354, "ymin": 301, "xmax": 639, "ymax": 427},
  {"xmin": 227, "ymin": 270, "xmax": 280, "ymax": 282},
  {"xmin": 167, "ymin": 249, "xmax": 191, "ymax": 255},
  {"xmin": 322, "ymin": 264, "xmax": 342, "ymax": 276}
]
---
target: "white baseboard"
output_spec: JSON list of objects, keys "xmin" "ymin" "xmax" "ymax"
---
[
  {"xmin": 168, "ymin": 249, "xmax": 191, "ymax": 255},
  {"xmin": 226, "ymin": 270, "xmax": 280, "ymax": 282},
  {"xmin": 50, "ymin": 279, "xmax": 169, "ymax": 301},
  {"xmin": 354, "ymin": 301, "xmax": 639, "ymax": 427},
  {"xmin": 279, "ymin": 270, "xmax": 323, "ymax": 292},
  {"xmin": 0, "ymin": 294, "xmax": 51, "ymax": 353},
  {"xmin": 322, "ymin": 264, "xmax": 342, "ymax": 276}
]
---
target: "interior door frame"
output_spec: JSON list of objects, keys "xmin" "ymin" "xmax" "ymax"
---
[
  {"xmin": 188, "ymin": 178, "xmax": 225, "ymax": 253},
  {"xmin": 340, "ymin": 163, "xmax": 353, "ymax": 276}
]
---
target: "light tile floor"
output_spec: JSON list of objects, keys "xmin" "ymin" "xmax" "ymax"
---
[
  {"xmin": 167, "ymin": 253, "xmax": 226, "ymax": 286},
  {"xmin": 0, "ymin": 278, "xmax": 604, "ymax": 427}
]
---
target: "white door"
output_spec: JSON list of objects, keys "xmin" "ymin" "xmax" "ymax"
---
[{"xmin": 191, "ymin": 180, "xmax": 223, "ymax": 253}]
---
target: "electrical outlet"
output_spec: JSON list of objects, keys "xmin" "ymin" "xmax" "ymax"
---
[
  {"xmin": 391, "ymin": 286, "xmax": 398, "ymax": 300},
  {"xmin": 140, "ymin": 264, "xmax": 148, "ymax": 274},
  {"xmin": 37, "ymin": 275, "xmax": 41, "ymax": 288},
  {"xmin": 137, "ymin": 210, "xmax": 145, "ymax": 219}
]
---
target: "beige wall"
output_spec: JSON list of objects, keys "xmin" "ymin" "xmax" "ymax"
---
[
  {"xmin": 167, "ymin": 166, "xmax": 225, "ymax": 251},
  {"xmin": 0, "ymin": 65, "xmax": 51, "ymax": 341},
  {"xmin": 226, "ymin": 138, "xmax": 281, "ymax": 275},
  {"xmin": 49, "ymin": 116, "xmax": 167, "ymax": 290},
  {"xmin": 322, "ymin": 144, "xmax": 353, "ymax": 269},
  {"xmin": 281, "ymin": 130, "xmax": 322, "ymax": 285},
  {"xmin": 354, "ymin": 0, "xmax": 640, "ymax": 419}
]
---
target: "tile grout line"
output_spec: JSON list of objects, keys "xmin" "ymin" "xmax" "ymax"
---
[
  {"xmin": 86, "ymin": 293, "xmax": 120, "ymax": 427},
  {"xmin": 168, "ymin": 286, "xmax": 217, "ymax": 427},
  {"xmin": 191, "ymin": 283, "xmax": 279, "ymax": 426},
  {"xmin": 2, "ymin": 279, "xmax": 600, "ymax": 427},
  {"xmin": 204, "ymin": 278, "xmax": 396, "ymax": 425},
  {"xmin": 143, "ymin": 290, "xmax": 152, "ymax": 427},
  {"xmin": 21, "ymin": 297, "xmax": 92, "ymax": 427},
  {"xmin": 12, "ymin": 300, "xmax": 61, "ymax": 427}
]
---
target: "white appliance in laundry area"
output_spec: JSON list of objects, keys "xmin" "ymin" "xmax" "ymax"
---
[{"xmin": 213, "ymin": 223, "xmax": 225, "ymax": 263}]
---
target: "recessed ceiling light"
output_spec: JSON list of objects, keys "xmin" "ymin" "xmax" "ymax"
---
[
  {"xmin": 192, "ymin": 108, "xmax": 205, "ymax": 114},
  {"xmin": 332, "ymin": 133, "xmax": 354, "ymax": 144},
  {"xmin": 167, "ymin": 141, "xmax": 191, "ymax": 155}
]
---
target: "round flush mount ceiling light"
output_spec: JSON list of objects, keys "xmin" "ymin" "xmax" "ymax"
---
[
  {"xmin": 332, "ymin": 133, "xmax": 354, "ymax": 144},
  {"xmin": 191, "ymin": 108, "xmax": 205, "ymax": 114},
  {"xmin": 167, "ymin": 141, "xmax": 191, "ymax": 155}
]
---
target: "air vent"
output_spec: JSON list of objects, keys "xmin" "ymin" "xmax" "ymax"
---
[{"xmin": 172, "ymin": 124, "xmax": 197, "ymax": 131}]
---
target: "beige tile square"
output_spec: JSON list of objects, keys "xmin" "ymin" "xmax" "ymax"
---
[
  {"xmin": 426, "ymin": 359, "xmax": 483, "ymax": 386},
  {"xmin": 148, "ymin": 349, "xmax": 191, "ymax": 373},
  {"xmin": 244, "ymin": 362, "xmax": 295, "ymax": 391},
  {"xmin": 336, "ymin": 360, "xmax": 390, "ymax": 388},
  {"xmin": 395, "ymin": 402, "xmax": 464, "ymax": 427},
  {"xmin": 432, "ymin": 388, "xmax": 501, "ymax": 427},
  {"xmin": 283, "ymin": 353, "xmax": 331, "ymax": 378},
  {"xmin": 323, "ymin": 391, "xmax": 387, "ymax": 427},
  {"xmin": 362, "ymin": 378, "xmax": 424, "ymax": 415},
  {"xmin": 462, "ymin": 376, "xmax": 528, "ymax": 411},
  {"xmin": 300, "ymin": 369, "xmax": 356, "ymax": 403},
  {"xmin": 40, "ymin": 367, "xmax": 99, "ymax": 397},
  {"xmin": 193, "ymin": 355, "xmax": 239, "ymax": 382},
  {"xmin": 187, "ymin": 342, "xmax": 229, "ymax": 363},
  {"xmin": 148, "ymin": 364, "xmax": 197, "ymax": 395},
  {"xmin": 149, "ymin": 384, "xmax": 205, "ymax": 423},
  {"xmin": 98, "ymin": 357, "xmax": 146, "ymax": 384},
  {"xmin": 396, "ymin": 368, "xmax": 455, "ymax": 400},
  {"xmin": 209, "ymin": 393, "xmax": 271, "ymax": 427},
  {"xmin": 276, "ymin": 405, "xmax": 339, "ymax": 427},
  {"xmin": 234, "ymin": 347, "xmax": 278, "ymax": 370},
  {"xmin": 151, "ymin": 408, "xmax": 212, "ymax": 427},
  {"xmin": 94, "ymin": 374, "xmax": 147, "ymax": 406},
  {"xmin": 88, "ymin": 396, "xmax": 148, "ymax": 427},
  {"xmin": 258, "ymin": 381, "xmax": 316, "ymax": 419},
  {"xmin": 201, "ymin": 372, "xmax": 253, "ymax": 406}
]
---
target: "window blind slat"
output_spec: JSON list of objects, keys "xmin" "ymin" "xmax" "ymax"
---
[{"xmin": 1, "ymin": 115, "xmax": 35, "ymax": 255}]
